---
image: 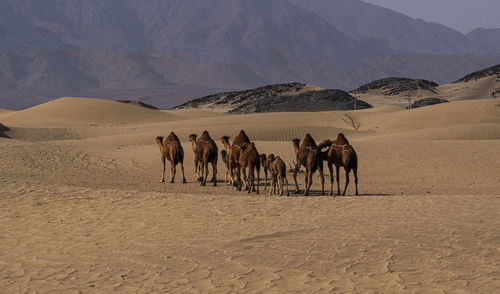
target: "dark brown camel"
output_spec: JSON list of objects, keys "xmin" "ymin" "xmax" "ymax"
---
[
  {"xmin": 269, "ymin": 156, "xmax": 289, "ymax": 196},
  {"xmin": 155, "ymin": 132, "xmax": 186, "ymax": 183},
  {"xmin": 318, "ymin": 133, "xmax": 358, "ymax": 196},
  {"xmin": 292, "ymin": 134, "xmax": 324, "ymax": 196},
  {"xmin": 261, "ymin": 153, "xmax": 274, "ymax": 190},
  {"xmin": 193, "ymin": 131, "xmax": 218, "ymax": 186},
  {"xmin": 239, "ymin": 142, "xmax": 261, "ymax": 194}
]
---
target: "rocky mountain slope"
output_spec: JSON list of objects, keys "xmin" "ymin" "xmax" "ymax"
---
[{"xmin": 1, "ymin": 0, "xmax": 499, "ymax": 109}]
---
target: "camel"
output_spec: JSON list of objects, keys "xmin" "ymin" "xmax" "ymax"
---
[
  {"xmin": 193, "ymin": 131, "xmax": 218, "ymax": 186},
  {"xmin": 269, "ymin": 156, "xmax": 289, "ymax": 196},
  {"xmin": 261, "ymin": 153, "xmax": 274, "ymax": 190},
  {"xmin": 220, "ymin": 135, "xmax": 241, "ymax": 188},
  {"xmin": 292, "ymin": 134, "xmax": 324, "ymax": 196},
  {"xmin": 188, "ymin": 134, "xmax": 200, "ymax": 180},
  {"xmin": 238, "ymin": 142, "xmax": 261, "ymax": 194},
  {"xmin": 155, "ymin": 132, "xmax": 186, "ymax": 183},
  {"xmin": 221, "ymin": 130, "xmax": 250, "ymax": 189},
  {"xmin": 318, "ymin": 133, "xmax": 358, "ymax": 196}
]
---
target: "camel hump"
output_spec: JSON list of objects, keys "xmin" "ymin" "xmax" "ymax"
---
[
  {"xmin": 199, "ymin": 130, "xmax": 212, "ymax": 140},
  {"xmin": 337, "ymin": 133, "xmax": 349, "ymax": 144},
  {"xmin": 166, "ymin": 132, "xmax": 180, "ymax": 143},
  {"xmin": 234, "ymin": 130, "xmax": 250, "ymax": 146},
  {"xmin": 303, "ymin": 133, "xmax": 317, "ymax": 147}
]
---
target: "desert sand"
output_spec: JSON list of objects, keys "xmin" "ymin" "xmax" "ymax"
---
[{"xmin": 1, "ymin": 97, "xmax": 499, "ymax": 293}]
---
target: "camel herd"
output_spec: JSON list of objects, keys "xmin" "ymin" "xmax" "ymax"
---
[{"xmin": 155, "ymin": 130, "xmax": 359, "ymax": 196}]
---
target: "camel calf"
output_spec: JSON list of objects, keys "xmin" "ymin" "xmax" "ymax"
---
[
  {"xmin": 261, "ymin": 153, "xmax": 274, "ymax": 190},
  {"xmin": 155, "ymin": 132, "xmax": 186, "ymax": 184},
  {"xmin": 269, "ymin": 156, "xmax": 289, "ymax": 196}
]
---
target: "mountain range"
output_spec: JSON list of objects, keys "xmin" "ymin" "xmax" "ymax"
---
[{"xmin": 1, "ymin": 0, "xmax": 499, "ymax": 109}]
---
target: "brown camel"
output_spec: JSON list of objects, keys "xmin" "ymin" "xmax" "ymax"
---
[
  {"xmin": 155, "ymin": 132, "xmax": 186, "ymax": 183},
  {"xmin": 269, "ymin": 156, "xmax": 290, "ymax": 196},
  {"xmin": 220, "ymin": 135, "xmax": 241, "ymax": 188},
  {"xmin": 292, "ymin": 134, "xmax": 324, "ymax": 196},
  {"xmin": 221, "ymin": 130, "xmax": 250, "ymax": 189},
  {"xmin": 261, "ymin": 153, "xmax": 275, "ymax": 190},
  {"xmin": 188, "ymin": 134, "xmax": 200, "ymax": 180},
  {"xmin": 318, "ymin": 133, "xmax": 358, "ymax": 196},
  {"xmin": 238, "ymin": 142, "xmax": 261, "ymax": 194},
  {"xmin": 193, "ymin": 131, "xmax": 218, "ymax": 186}
]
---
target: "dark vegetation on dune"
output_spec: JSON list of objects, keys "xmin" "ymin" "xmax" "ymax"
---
[
  {"xmin": 351, "ymin": 78, "xmax": 439, "ymax": 96},
  {"xmin": 174, "ymin": 83, "xmax": 371, "ymax": 114},
  {"xmin": 406, "ymin": 98, "xmax": 449, "ymax": 109},
  {"xmin": 454, "ymin": 64, "xmax": 500, "ymax": 83}
]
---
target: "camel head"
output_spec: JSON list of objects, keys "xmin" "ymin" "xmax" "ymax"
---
[
  {"xmin": 260, "ymin": 153, "xmax": 267, "ymax": 163},
  {"xmin": 220, "ymin": 135, "xmax": 230, "ymax": 146},
  {"xmin": 268, "ymin": 153, "xmax": 275, "ymax": 160},
  {"xmin": 156, "ymin": 136, "xmax": 164, "ymax": 145},
  {"xmin": 292, "ymin": 138, "xmax": 300, "ymax": 148},
  {"xmin": 189, "ymin": 134, "xmax": 197, "ymax": 142}
]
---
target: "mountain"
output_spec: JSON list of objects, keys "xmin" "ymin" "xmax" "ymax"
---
[
  {"xmin": 0, "ymin": 0, "xmax": 500, "ymax": 109},
  {"xmin": 289, "ymin": 0, "xmax": 500, "ymax": 55},
  {"xmin": 174, "ymin": 83, "xmax": 372, "ymax": 114}
]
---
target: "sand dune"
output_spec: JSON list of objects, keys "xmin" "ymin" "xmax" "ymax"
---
[
  {"xmin": 1, "ymin": 96, "xmax": 499, "ymax": 293},
  {"xmin": 0, "ymin": 97, "xmax": 177, "ymax": 127}
]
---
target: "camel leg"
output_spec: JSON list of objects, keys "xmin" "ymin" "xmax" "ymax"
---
[
  {"xmin": 181, "ymin": 162, "xmax": 187, "ymax": 184},
  {"xmin": 170, "ymin": 161, "xmax": 176, "ymax": 183},
  {"xmin": 293, "ymin": 163, "xmax": 301, "ymax": 194},
  {"xmin": 203, "ymin": 161, "xmax": 209, "ymax": 186},
  {"xmin": 160, "ymin": 157, "xmax": 166, "ymax": 183},
  {"xmin": 269, "ymin": 174, "xmax": 275, "ymax": 196},
  {"xmin": 304, "ymin": 169, "xmax": 313, "ymax": 196},
  {"xmin": 256, "ymin": 166, "xmax": 260, "ymax": 194},
  {"xmin": 228, "ymin": 161, "xmax": 235, "ymax": 187},
  {"xmin": 263, "ymin": 169, "xmax": 268, "ymax": 190},
  {"xmin": 336, "ymin": 165, "xmax": 341, "ymax": 196},
  {"xmin": 241, "ymin": 167, "xmax": 248, "ymax": 191},
  {"xmin": 279, "ymin": 175, "xmax": 283, "ymax": 196},
  {"xmin": 319, "ymin": 162, "xmax": 325, "ymax": 196},
  {"xmin": 304, "ymin": 167, "xmax": 309, "ymax": 191},
  {"xmin": 236, "ymin": 165, "xmax": 242, "ymax": 190},
  {"xmin": 194, "ymin": 159, "xmax": 199, "ymax": 182},
  {"xmin": 284, "ymin": 174, "xmax": 290, "ymax": 196},
  {"xmin": 198, "ymin": 161, "xmax": 204, "ymax": 186},
  {"xmin": 247, "ymin": 168, "xmax": 254, "ymax": 194},
  {"xmin": 328, "ymin": 162, "xmax": 334, "ymax": 196},
  {"xmin": 354, "ymin": 167, "xmax": 359, "ymax": 196},
  {"xmin": 212, "ymin": 162, "xmax": 217, "ymax": 186},
  {"xmin": 343, "ymin": 167, "xmax": 350, "ymax": 196}
]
